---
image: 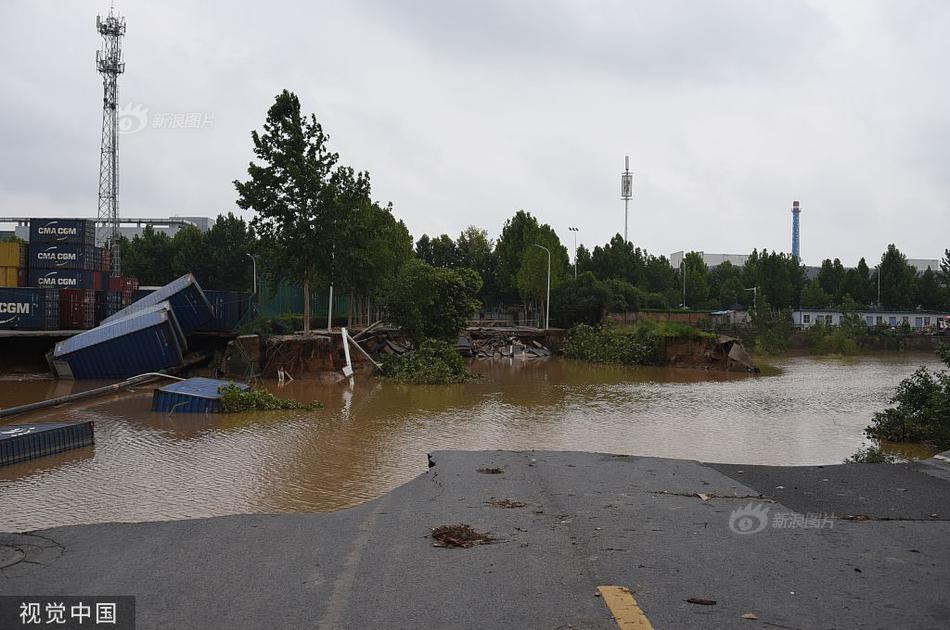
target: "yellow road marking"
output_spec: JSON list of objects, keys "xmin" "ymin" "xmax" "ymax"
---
[{"xmin": 598, "ymin": 585, "xmax": 655, "ymax": 630}]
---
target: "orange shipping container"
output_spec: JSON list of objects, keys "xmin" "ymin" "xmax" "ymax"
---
[
  {"xmin": 0, "ymin": 267, "xmax": 21, "ymax": 287},
  {"xmin": 0, "ymin": 242, "xmax": 26, "ymax": 268}
]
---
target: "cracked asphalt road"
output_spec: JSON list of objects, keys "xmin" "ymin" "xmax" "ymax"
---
[{"xmin": 2, "ymin": 451, "xmax": 949, "ymax": 629}]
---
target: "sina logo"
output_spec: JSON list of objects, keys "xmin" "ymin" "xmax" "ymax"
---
[{"xmin": 728, "ymin": 503, "xmax": 771, "ymax": 535}]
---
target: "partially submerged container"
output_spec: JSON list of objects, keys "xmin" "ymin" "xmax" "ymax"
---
[
  {"xmin": 0, "ymin": 421, "xmax": 94, "ymax": 467},
  {"xmin": 102, "ymin": 273, "xmax": 212, "ymax": 335},
  {"xmin": 52, "ymin": 301, "xmax": 186, "ymax": 379},
  {"xmin": 151, "ymin": 377, "xmax": 249, "ymax": 413},
  {"xmin": 0, "ymin": 287, "xmax": 59, "ymax": 330}
]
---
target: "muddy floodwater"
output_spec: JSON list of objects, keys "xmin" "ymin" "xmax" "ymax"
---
[{"xmin": 0, "ymin": 354, "xmax": 943, "ymax": 531}]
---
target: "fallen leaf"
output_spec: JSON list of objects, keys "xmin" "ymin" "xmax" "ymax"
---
[
  {"xmin": 741, "ymin": 612, "xmax": 759, "ymax": 620},
  {"xmin": 686, "ymin": 597, "xmax": 717, "ymax": 606}
]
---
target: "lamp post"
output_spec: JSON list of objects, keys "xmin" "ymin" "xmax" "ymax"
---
[
  {"xmin": 568, "ymin": 227, "xmax": 579, "ymax": 279},
  {"xmin": 681, "ymin": 258, "xmax": 687, "ymax": 309},
  {"xmin": 533, "ymin": 243, "xmax": 551, "ymax": 329},
  {"xmin": 246, "ymin": 253, "xmax": 257, "ymax": 296},
  {"xmin": 744, "ymin": 286, "xmax": 758, "ymax": 312},
  {"xmin": 876, "ymin": 264, "xmax": 882, "ymax": 307}
]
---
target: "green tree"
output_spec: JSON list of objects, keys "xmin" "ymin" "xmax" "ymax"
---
[
  {"xmin": 202, "ymin": 213, "xmax": 257, "ymax": 291},
  {"xmin": 917, "ymin": 268, "xmax": 941, "ymax": 310},
  {"xmin": 235, "ymin": 90, "xmax": 364, "ymax": 333},
  {"xmin": 515, "ymin": 226, "xmax": 568, "ymax": 323},
  {"xmin": 817, "ymin": 258, "xmax": 846, "ymax": 303},
  {"xmin": 495, "ymin": 210, "xmax": 543, "ymax": 302},
  {"xmin": 718, "ymin": 276, "xmax": 747, "ymax": 309},
  {"xmin": 119, "ymin": 225, "xmax": 175, "ymax": 285},
  {"xmin": 680, "ymin": 251, "xmax": 709, "ymax": 307},
  {"xmin": 574, "ymin": 244, "xmax": 592, "ymax": 277},
  {"xmin": 338, "ymin": 201, "xmax": 413, "ymax": 323},
  {"xmin": 456, "ymin": 226, "xmax": 499, "ymax": 304},
  {"xmin": 877, "ymin": 244, "xmax": 917, "ymax": 310},
  {"xmin": 383, "ymin": 259, "xmax": 482, "ymax": 346},
  {"xmin": 801, "ymin": 279, "xmax": 833, "ymax": 308},
  {"xmin": 550, "ymin": 271, "xmax": 611, "ymax": 327},
  {"xmin": 170, "ymin": 225, "xmax": 208, "ymax": 284}
]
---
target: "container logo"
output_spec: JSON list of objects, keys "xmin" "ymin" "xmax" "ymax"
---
[
  {"xmin": 36, "ymin": 222, "xmax": 79, "ymax": 240},
  {"xmin": 35, "ymin": 272, "xmax": 78, "ymax": 287},
  {"xmin": 36, "ymin": 247, "xmax": 79, "ymax": 267},
  {"xmin": 0, "ymin": 301, "xmax": 30, "ymax": 325}
]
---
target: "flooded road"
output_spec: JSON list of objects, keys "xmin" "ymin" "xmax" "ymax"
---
[{"xmin": 0, "ymin": 354, "xmax": 943, "ymax": 531}]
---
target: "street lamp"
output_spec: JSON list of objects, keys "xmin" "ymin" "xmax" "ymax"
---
[
  {"xmin": 568, "ymin": 227, "xmax": 579, "ymax": 279},
  {"xmin": 532, "ymin": 243, "xmax": 551, "ymax": 329},
  {"xmin": 681, "ymin": 258, "xmax": 687, "ymax": 309},
  {"xmin": 246, "ymin": 253, "xmax": 257, "ymax": 296},
  {"xmin": 744, "ymin": 286, "xmax": 758, "ymax": 312}
]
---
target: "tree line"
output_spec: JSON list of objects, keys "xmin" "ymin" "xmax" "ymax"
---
[{"xmin": 117, "ymin": 89, "xmax": 950, "ymax": 332}]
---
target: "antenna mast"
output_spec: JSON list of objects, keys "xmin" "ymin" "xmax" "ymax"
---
[
  {"xmin": 96, "ymin": 4, "xmax": 126, "ymax": 276},
  {"xmin": 621, "ymin": 156, "xmax": 633, "ymax": 243}
]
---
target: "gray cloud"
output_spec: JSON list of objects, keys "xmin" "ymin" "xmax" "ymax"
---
[{"xmin": 0, "ymin": 0, "xmax": 947, "ymax": 266}]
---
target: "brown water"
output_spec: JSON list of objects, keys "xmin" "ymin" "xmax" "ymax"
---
[{"xmin": 0, "ymin": 354, "xmax": 942, "ymax": 532}]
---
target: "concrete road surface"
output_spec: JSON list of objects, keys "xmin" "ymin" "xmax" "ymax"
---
[{"xmin": 2, "ymin": 450, "xmax": 949, "ymax": 629}]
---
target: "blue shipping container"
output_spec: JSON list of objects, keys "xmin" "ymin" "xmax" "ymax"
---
[
  {"xmin": 151, "ymin": 377, "xmax": 249, "ymax": 413},
  {"xmin": 198, "ymin": 290, "xmax": 245, "ymax": 332},
  {"xmin": 28, "ymin": 268, "xmax": 96, "ymax": 289},
  {"xmin": 29, "ymin": 218, "xmax": 96, "ymax": 245},
  {"xmin": 0, "ymin": 287, "xmax": 59, "ymax": 330},
  {"xmin": 53, "ymin": 302, "xmax": 186, "ymax": 379},
  {"xmin": 0, "ymin": 421, "xmax": 95, "ymax": 467},
  {"xmin": 29, "ymin": 243, "xmax": 95, "ymax": 270},
  {"xmin": 103, "ymin": 274, "xmax": 212, "ymax": 335}
]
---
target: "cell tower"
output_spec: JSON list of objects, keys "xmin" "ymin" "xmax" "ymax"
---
[
  {"xmin": 791, "ymin": 200, "xmax": 801, "ymax": 260},
  {"xmin": 96, "ymin": 4, "xmax": 126, "ymax": 276},
  {"xmin": 621, "ymin": 156, "xmax": 633, "ymax": 243}
]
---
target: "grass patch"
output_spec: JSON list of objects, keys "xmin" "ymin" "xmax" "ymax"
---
[{"xmin": 563, "ymin": 321, "xmax": 713, "ymax": 366}]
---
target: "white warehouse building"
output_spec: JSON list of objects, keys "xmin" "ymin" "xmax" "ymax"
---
[{"xmin": 793, "ymin": 309, "xmax": 950, "ymax": 330}]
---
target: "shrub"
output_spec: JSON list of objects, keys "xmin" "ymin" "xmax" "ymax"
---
[
  {"xmin": 378, "ymin": 338, "xmax": 478, "ymax": 384},
  {"xmin": 217, "ymin": 384, "xmax": 322, "ymax": 413},
  {"xmin": 865, "ymin": 346, "xmax": 950, "ymax": 449},
  {"xmin": 845, "ymin": 445, "xmax": 901, "ymax": 464}
]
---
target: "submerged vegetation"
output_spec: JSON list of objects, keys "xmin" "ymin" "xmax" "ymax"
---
[
  {"xmin": 217, "ymin": 384, "xmax": 322, "ymax": 413},
  {"xmin": 378, "ymin": 338, "xmax": 478, "ymax": 384},
  {"xmin": 863, "ymin": 345, "xmax": 950, "ymax": 450},
  {"xmin": 563, "ymin": 322, "xmax": 714, "ymax": 366},
  {"xmin": 844, "ymin": 445, "xmax": 902, "ymax": 464}
]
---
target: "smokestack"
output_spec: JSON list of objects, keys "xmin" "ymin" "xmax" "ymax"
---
[{"xmin": 791, "ymin": 200, "xmax": 801, "ymax": 261}]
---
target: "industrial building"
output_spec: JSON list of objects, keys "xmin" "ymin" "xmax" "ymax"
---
[{"xmin": 793, "ymin": 308, "xmax": 950, "ymax": 330}]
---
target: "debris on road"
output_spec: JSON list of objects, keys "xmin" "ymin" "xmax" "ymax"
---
[
  {"xmin": 485, "ymin": 499, "xmax": 527, "ymax": 509},
  {"xmin": 686, "ymin": 597, "xmax": 717, "ymax": 605},
  {"xmin": 431, "ymin": 524, "xmax": 494, "ymax": 548},
  {"xmin": 477, "ymin": 467, "xmax": 504, "ymax": 474}
]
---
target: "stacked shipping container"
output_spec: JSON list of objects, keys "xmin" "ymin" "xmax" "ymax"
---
[{"xmin": 0, "ymin": 241, "xmax": 27, "ymax": 288}]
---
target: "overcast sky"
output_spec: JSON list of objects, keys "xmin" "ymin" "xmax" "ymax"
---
[{"xmin": 1, "ymin": 0, "xmax": 947, "ymax": 266}]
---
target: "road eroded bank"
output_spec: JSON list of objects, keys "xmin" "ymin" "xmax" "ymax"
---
[{"xmin": 1, "ymin": 450, "xmax": 949, "ymax": 629}]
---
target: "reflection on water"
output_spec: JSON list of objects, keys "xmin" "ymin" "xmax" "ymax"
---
[{"xmin": 0, "ymin": 354, "xmax": 943, "ymax": 531}]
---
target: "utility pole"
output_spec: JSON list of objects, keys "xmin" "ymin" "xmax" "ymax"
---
[
  {"xmin": 533, "ymin": 244, "xmax": 551, "ymax": 329},
  {"xmin": 744, "ymin": 286, "xmax": 758, "ymax": 312},
  {"xmin": 681, "ymin": 258, "xmax": 687, "ymax": 309},
  {"xmin": 96, "ymin": 4, "xmax": 126, "ymax": 276},
  {"xmin": 621, "ymin": 156, "xmax": 633, "ymax": 244},
  {"xmin": 568, "ymin": 226, "xmax": 579, "ymax": 279}
]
